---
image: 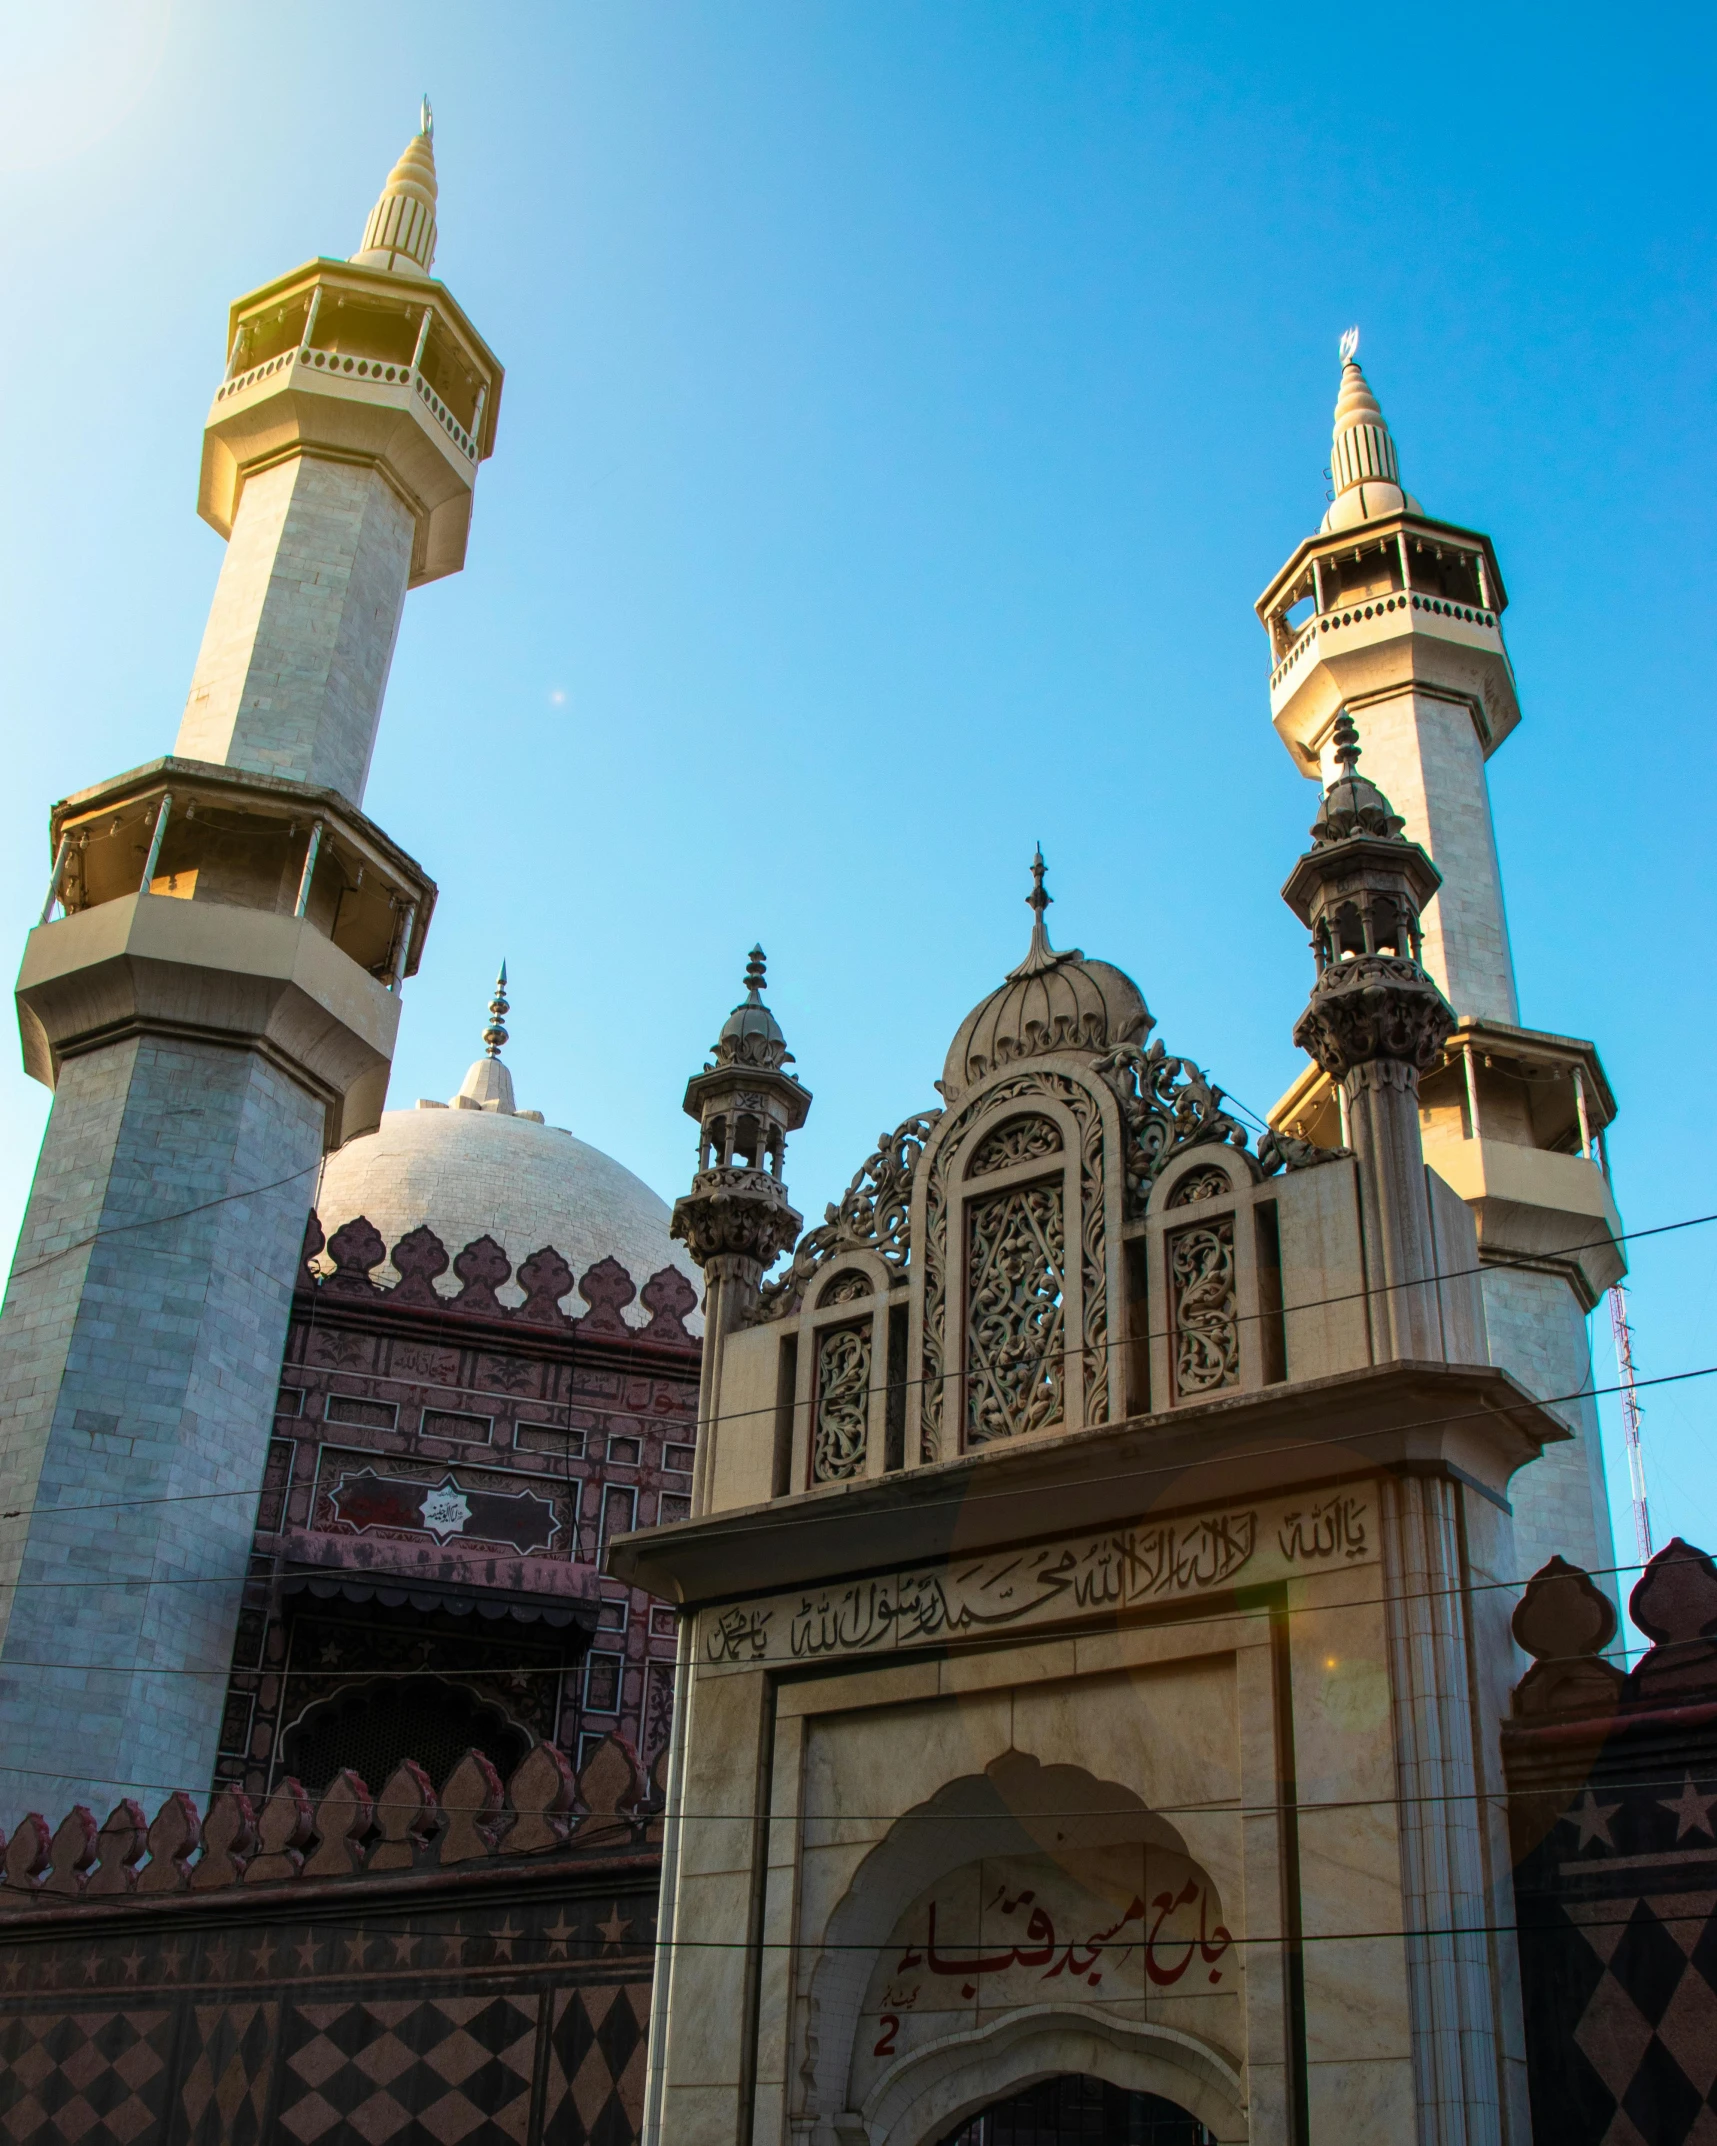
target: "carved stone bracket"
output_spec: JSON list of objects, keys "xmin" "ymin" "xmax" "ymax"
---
[
  {"xmin": 1292, "ymin": 954, "xmax": 1455, "ymax": 1083},
  {"xmin": 672, "ymin": 1169, "xmax": 803, "ymax": 1278}
]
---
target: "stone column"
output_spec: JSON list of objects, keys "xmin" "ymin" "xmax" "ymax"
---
[{"xmin": 1379, "ymin": 1473, "xmax": 1510, "ymax": 2146}]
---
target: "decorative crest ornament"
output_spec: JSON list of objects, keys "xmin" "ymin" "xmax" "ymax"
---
[
  {"xmin": 482, "ymin": 963, "xmax": 509, "ymax": 1060},
  {"xmin": 1339, "ymin": 325, "xmax": 1360, "ymax": 367},
  {"xmin": 757, "ymin": 1109, "xmax": 942, "ymax": 1319},
  {"xmin": 421, "ymin": 94, "xmax": 433, "ymax": 141}
]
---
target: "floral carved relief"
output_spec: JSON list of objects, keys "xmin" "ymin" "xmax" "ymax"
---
[
  {"xmin": 1169, "ymin": 1218, "xmax": 1240, "ymax": 1397},
  {"xmin": 922, "ymin": 1071, "xmax": 1108, "ymax": 1459},
  {"xmin": 1167, "ymin": 1165, "xmax": 1233, "ymax": 1208},
  {"xmin": 967, "ymin": 1114, "xmax": 1062, "ymax": 1177},
  {"xmin": 813, "ymin": 1324, "xmax": 871, "ymax": 1483},
  {"xmin": 758, "ymin": 1111, "xmax": 941, "ymax": 1320},
  {"xmin": 965, "ymin": 1180, "xmax": 1066, "ymax": 1445}
]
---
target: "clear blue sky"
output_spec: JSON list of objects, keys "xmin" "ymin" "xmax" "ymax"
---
[{"xmin": 1, "ymin": 2, "xmax": 1712, "ymax": 1615}]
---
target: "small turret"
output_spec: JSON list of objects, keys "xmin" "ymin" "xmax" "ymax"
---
[
  {"xmin": 672, "ymin": 951, "xmax": 811, "ymax": 1507},
  {"xmin": 1285, "ymin": 715, "xmax": 1454, "ymax": 1359}
]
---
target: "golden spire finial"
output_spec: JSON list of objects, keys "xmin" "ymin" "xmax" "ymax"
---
[{"xmin": 352, "ymin": 106, "xmax": 439, "ymax": 276}]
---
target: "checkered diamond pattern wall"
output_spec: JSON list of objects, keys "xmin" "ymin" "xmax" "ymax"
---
[{"xmin": 0, "ymin": 1889, "xmax": 656, "ymax": 2146}]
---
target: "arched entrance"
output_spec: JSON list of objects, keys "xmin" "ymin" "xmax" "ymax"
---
[{"xmin": 937, "ymin": 2073, "xmax": 1215, "ymax": 2145}]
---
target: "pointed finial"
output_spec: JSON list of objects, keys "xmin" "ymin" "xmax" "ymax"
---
[
  {"xmin": 1026, "ymin": 844, "xmax": 1052, "ymax": 925},
  {"xmin": 1330, "ymin": 712, "xmax": 1361, "ymax": 774},
  {"xmin": 1006, "ymin": 845, "xmax": 1080, "ymax": 981},
  {"xmin": 421, "ymin": 94, "xmax": 433, "ymax": 140},
  {"xmin": 744, "ymin": 945, "xmax": 767, "ymax": 1003},
  {"xmin": 482, "ymin": 962, "xmax": 509, "ymax": 1059},
  {"xmin": 1322, "ymin": 331, "xmax": 1404, "ymax": 530},
  {"xmin": 351, "ymin": 110, "xmax": 440, "ymax": 275}
]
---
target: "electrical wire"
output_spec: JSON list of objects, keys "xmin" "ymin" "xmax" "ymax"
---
[{"xmin": 2, "ymin": 1349, "xmax": 1714, "ymax": 1577}]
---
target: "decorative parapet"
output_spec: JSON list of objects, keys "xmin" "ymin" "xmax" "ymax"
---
[
  {"xmin": 1504, "ymin": 1539, "xmax": 1717, "ymax": 2144},
  {"xmin": 0, "ymin": 1733, "xmax": 660, "ymax": 1915},
  {"xmin": 303, "ymin": 1212, "xmax": 700, "ymax": 1346}
]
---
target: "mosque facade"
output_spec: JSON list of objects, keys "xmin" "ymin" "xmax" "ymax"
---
[{"xmin": 0, "ymin": 112, "xmax": 1668, "ymax": 2146}]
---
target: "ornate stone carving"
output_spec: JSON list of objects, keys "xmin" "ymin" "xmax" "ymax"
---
[
  {"xmin": 672, "ymin": 1170, "xmax": 803, "ymax": 1281},
  {"xmin": 757, "ymin": 1111, "xmax": 940, "ymax": 1320},
  {"xmin": 1169, "ymin": 1218, "xmax": 1239, "ymax": 1397},
  {"xmin": 813, "ymin": 1324, "xmax": 871, "ymax": 1482},
  {"xmin": 1292, "ymin": 953, "xmax": 1455, "ymax": 1082},
  {"xmin": 1092, "ymin": 1042, "xmax": 1251, "ymax": 1219},
  {"xmin": 820, "ymin": 1270, "xmax": 872, "ymax": 1304},
  {"xmin": 1255, "ymin": 1127, "xmax": 1349, "ymax": 1174},
  {"xmin": 923, "ymin": 1070, "xmax": 1106, "ymax": 1456},
  {"xmin": 1167, "ymin": 1164, "xmax": 1233, "ymax": 1207},
  {"xmin": 967, "ymin": 1113, "xmax": 1062, "ymax": 1176},
  {"xmin": 966, "ymin": 1180, "xmax": 1066, "ymax": 1445}
]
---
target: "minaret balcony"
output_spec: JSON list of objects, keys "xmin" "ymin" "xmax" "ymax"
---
[
  {"xmin": 1270, "ymin": 1019, "xmax": 1624, "ymax": 1309},
  {"xmin": 16, "ymin": 757, "xmax": 438, "ymax": 1145},
  {"xmin": 198, "ymin": 260, "xmax": 503, "ymax": 588},
  {"xmin": 1258, "ymin": 512, "xmax": 1521, "ymax": 773}
]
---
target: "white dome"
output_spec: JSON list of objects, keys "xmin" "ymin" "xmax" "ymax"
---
[{"xmin": 315, "ymin": 1101, "xmax": 702, "ymax": 1332}]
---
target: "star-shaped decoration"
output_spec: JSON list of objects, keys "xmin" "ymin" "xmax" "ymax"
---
[
  {"xmin": 390, "ymin": 1933, "xmax": 418, "ymax": 1965},
  {"xmin": 598, "ymin": 1905, "xmax": 630, "ymax": 1950},
  {"xmin": 159, "ymin": 1944, "xmax": 183, "ymax": 1983},
  {"xmin": 120, "ymin": 1951, "xmax": 142, "ymax": 1985},
  {"xmin": 544, "ymin": 1914, "xmax": 576, "ymax": 1962},
  {"xmin": 293, "ymin": 1936, "xmax": 319, "ymax": 1974},
  {"xmin": 207, "ymin": 1942, "xmax": 234, "ymax": 1978},
  {"xmin": 342, "ymin": 1934, "xmax": 368, "ymax": 1970},
  {"xmin": 440, "ymin": 1932, "xmax": 464, "ymax": 1966},
  {"xmin": 490, "ymin": 1918, "xmax": 520, "ymax": 1963},
  {"xmin": 1658, "ymin": 1773, "xmax": 1717, "ymax": 1842},
  {"xmin": 249, "ymin": 1940, "xmax": 275, "ymax": 1976},
  {"xmin": 81, "ymin": 1950, "xmax": 103, "ymax": 1984},
  {"xmin": 1567, "ymin": 1790, "xmax": 1622, "ymax": 1851},
  {"xmin": 2, "ymin": 1961, "xmax": 21, "ymax": 1989},
  {"xmin": 318, "ymin": 1641, "xmax": 344, "ymax": 1667}
]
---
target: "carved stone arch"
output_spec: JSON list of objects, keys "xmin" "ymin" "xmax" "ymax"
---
[
  {"xmin": 1148, "ymin": 1145, "xmax": 1263, "ymax": 1219},
  {"xmin": 797, "ymin": 1750, "xmax": 1238, "ymax": 2139},
  {"xmin": 907, "ymin": 1059, "xmax": 1128, "ymax": 1464},
  {"xmin": 809, "ymin": 1252, "xmax": 889, "ymax": 1313},
  {"xmin": 864, "ymin": 2008, "xmax": 1247, "ymax": 2146}
]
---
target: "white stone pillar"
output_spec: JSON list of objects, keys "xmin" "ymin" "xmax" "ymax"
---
[
  {"xmin": 1319, "ymin": 693, "xmax": 1518, "ymax": 1027},
  {"xmin": 176, "ymin": 457, "xmax": 415, "ymax": 810},
  {"xmin": 1378, "ymin": 1473, "xmax": 1508, "ymax": 2146}
]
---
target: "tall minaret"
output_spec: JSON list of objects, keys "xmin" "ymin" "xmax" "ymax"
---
[
  {"xmin": 0, "ymin": 111, "xmax": 502, "ymax": 1825},
  {"xmin": 1261, "ymin": 334, "xmax": 1625, "ymax": 1597}
]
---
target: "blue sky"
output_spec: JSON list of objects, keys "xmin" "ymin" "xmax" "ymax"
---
[{"xmin": 1, "ymin": 1, "xmax": 1712, "ymax": 1613}]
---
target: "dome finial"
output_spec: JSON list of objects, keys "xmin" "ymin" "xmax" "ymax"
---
[
  {"xmin": 482, "ymin": 961, "xmax": 509, "ymax": 1059},
  {"xmin": 421, "ymin": 94, "xmax": 433, "ymax": 141},
  {"xmin": 1339, "ymin": 324, "xmax": 1360, "ymax": 367},
  {"xmin": 352, "ymin": 107, "xmax": 440, "ymax": 276},
  {"xmin": 744, "ymin": 945, "xmax": 767, "ymax": 1004},
  {"xmin": 1008, "ymin": 846, "xmax": 1071, "ymax": 982}
]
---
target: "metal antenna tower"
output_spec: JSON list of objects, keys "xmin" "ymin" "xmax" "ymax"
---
[{"xmin": 1608, "ymin": 1282, "xmax": 1653, "ymax": 1564}]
